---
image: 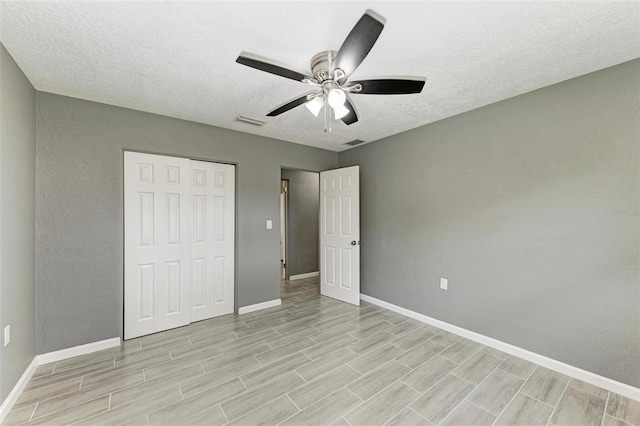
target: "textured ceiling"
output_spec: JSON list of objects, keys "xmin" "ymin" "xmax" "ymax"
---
[{"xmin": 1, "ymin": 1, "xmax": 638, "ymax": 152}]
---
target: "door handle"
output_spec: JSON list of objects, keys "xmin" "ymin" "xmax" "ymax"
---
[{"xmin": 351, "ymin": 241, "xmax": 360, "ymax": 246}]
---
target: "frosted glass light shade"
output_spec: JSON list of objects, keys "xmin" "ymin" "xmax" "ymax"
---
[
  {"xmin": 327, "ymin": 88, "xmax": 346, "ymax": 108},
  {"xmin": 305, "ymin": 97, "xmax": 324, "ymax": 117},
  {"xmin": 332, "ymin": 104, "xmax": 350, "ymax": 120}
]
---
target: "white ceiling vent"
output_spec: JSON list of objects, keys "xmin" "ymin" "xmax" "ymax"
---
[
  {"xmin": 344, "ymin": 140, "xmax": 365, "ymax": 146},
  {"xmin": 235, "ymin": 115, "xmax": 266, "ymax": 127}
]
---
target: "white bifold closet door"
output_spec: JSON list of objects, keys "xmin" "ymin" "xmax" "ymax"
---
[
  {"xmin": 124, "ymin": 152, "xmax": 234, "ymax": 339},
  {"xmin": 190, "ymin": 160, "xmax": 235, "ymax": 322}
]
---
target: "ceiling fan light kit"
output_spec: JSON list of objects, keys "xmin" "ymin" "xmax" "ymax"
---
[
  {"xmin": 327, "ymin": 87, "xmax": 346, "ymax": 109},
  {"xmin": 305, "ymin": 96, "xmax": 324, "ymax": 117},
  {"xmin": 332, "ymin": 103, "xmax": 350, "ymax": 121},
  {"xmin": 236, "ymin": 10, "xmax": 426, "ymax": 134}
]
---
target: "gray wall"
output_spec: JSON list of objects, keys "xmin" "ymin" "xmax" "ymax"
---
[
  {"xmin": 36, "ymin": 92, "xmax": 337, "ymax": 354},
  {"xmin": 281, "ymin": 170, "xmax": 319, "ymax": 278},
  {"xmin": 0, "ymin": 45, "xmax": 36, "ymax": 403},
  {"xmin": 339, "ymin": 59, "xmax": 640, "ymax": 387}
]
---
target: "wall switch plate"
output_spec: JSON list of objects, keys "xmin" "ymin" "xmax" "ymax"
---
[
  {"xmin": 266, "ymin": 220, "xmax": 273, "ymax": 230},
  {"xmin": 440, "ymin": 278, "xmax": 448, "ymax": 290},
  {"xmin": 3, "ymin": 325, "xmax": 10, "ymax": 347}
]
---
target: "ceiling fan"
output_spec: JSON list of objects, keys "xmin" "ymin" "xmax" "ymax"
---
[{"xmin": 236, "ymin": 10, "xmax": 426, "ymax": 132}]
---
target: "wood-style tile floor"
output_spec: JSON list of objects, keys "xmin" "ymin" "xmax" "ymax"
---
[{"xmin": 4, "ymin": 277, "xmax": 639, "ymax": 426}]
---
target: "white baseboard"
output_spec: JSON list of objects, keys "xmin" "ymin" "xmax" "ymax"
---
[
  {"xmin": 0, "ymin": 337, "xmax": 120, "ymax": 423},
  {"xmin": 289, "ymin": 271, "xmax": 319, "ymax": 281},
  {"xmin": 238, "ymin": 299, "xmax": 282, "ymax": 315},
  {"xmin": 0, "ymin": 356, "xmax": 38, "ymax": 423},
  {"xmin": 0, "ymin": 337, "xmax": 121, "ymax": 422},
  {"xmin": 361, "ymin": 293, "xmax": 640, "ymax": 402},
  {"xmin": 37, "ymin": 338, "xmax": 121, "ymax": 365}
]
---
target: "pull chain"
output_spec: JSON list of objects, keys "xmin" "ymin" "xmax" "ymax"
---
[
  {"xmin": 323, "ymin": 98, "xmax": 334, "ymax": 133},
  {"xmin": 324, "ymin": 97, "xmax": 328, "ymax": 133},
  {"xmin": 324, "ymin": 50, "xmax": 334, "ymax": 133}
]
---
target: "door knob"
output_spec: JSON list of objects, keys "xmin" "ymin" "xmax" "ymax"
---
[{"xmin": 351, "ymin": 241, "xmax": 357, "ymax": 246}]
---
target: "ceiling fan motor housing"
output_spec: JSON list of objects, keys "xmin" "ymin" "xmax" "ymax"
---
[{"xmin": 311, "ymin": 50, "xmax": 338, "ymax": 82}]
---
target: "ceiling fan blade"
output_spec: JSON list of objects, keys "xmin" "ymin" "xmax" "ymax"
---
[
  {"xmin": 350, "ymin": 79, "xmax": 425, "ymax": 95},
  {"xmin": 341, "ymin": 96, "xmax": 359, "ymax": 125},
  {"xmin": 266, "ymin": 93, "xmax": 313, "ymax": 117},
  {"xmin": 236, "ymin": 55, "xmax": 312, "ymax": 82},
  {"xmin": 334, "ymin": 10, "xmax": 385, "ymax": 80}
]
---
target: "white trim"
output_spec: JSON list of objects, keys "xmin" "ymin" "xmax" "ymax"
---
[
  {"xmin": 37, "ymin": 338, "xmax": 121, "ymax": 365},
  {"xmin": 0, "ymin": 356, "xmax": 38, "ymax": 423},
  {"xmin": 238, "ymin": 299, "xmax": 282, "ymax": 315},
  {"xmin": 289, "ymin": 271, "xmax": 319, "ymax": 280},
  {"xmin": 1, "ymin": 337, "xmax": 121, "ymax": 421},
  {"xmin": 360, "ymin": 293, "xmax": 640, "ymax": 402}
]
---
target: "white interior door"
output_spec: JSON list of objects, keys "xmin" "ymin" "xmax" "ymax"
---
[
  {"xmin": 190, "ymin": 161, "xmax": 235, "ymax": 322},
  {"xmin": 320, "ymin": 166, "xmax": 360, "ymax": 305},
  {"xmin": 124, "ymin": 152, "xmax": 191, "ymax": 339}
]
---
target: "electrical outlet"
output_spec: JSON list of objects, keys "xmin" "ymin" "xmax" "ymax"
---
[
  {"xmin": 266, "ymin": 220, "xmax": 273, "ymax": 230},
  {"xmin": 440, "ymin": 278, "xmax": 448, "ymax": 290},
  {"xmin": 3, "ymin": 325, "xmax": 10, "ymax": 347}
]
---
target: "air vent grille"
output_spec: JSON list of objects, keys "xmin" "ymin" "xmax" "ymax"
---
[
  {"xmin": 344, "ymin": 139, "xmax": 365, "ymax": 146},
  {"xmin": 235, "ymin": 115, "xmax": 266, "ymax": 127}
]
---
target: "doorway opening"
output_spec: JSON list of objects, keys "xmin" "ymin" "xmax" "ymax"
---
[
  {"xmin": 280, "ymin": 169, "xmax": 320, "ymax": 300},
  {"xmin": 280, "ymin": 179, "xmax": 288, "ymax": 280}
]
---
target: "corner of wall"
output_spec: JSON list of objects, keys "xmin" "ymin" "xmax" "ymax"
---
[{"xmin": 0, "ymin": 43, "xmax": 38, "ymax": 406}]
